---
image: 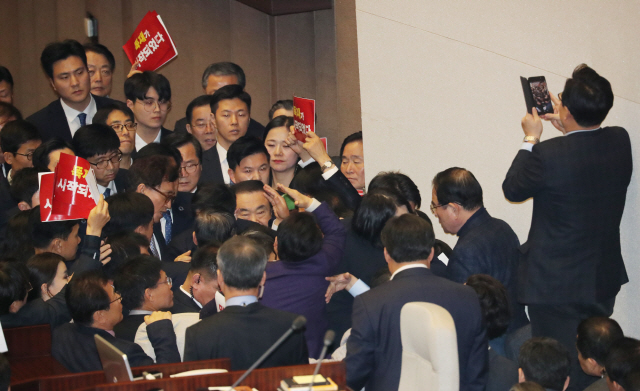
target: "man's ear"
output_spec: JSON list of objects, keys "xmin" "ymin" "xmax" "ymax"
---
[
  {"xmin": 192, "ymin": 231, "xmax": 198, "ymax": 246},
  {"xmin": 563, "ymin": 376, "xmax": 570, "ymax": 391},
  {"xmin": 51, "ymin": 238, "xmax": 62, "ymax": 253},
  {"xmin": 126, "ymin": 99, "xmax": 135, "ymax": 110},
  {"xmin": 17, "ymin": 201, "xmax": 32, "ymax": 211},
  {"xmin": 144, "ymin": 287, "xmax": 153, "ymax": 303},
  {"xmin": 191, "ymin": 273, "xmax": 201, "ymax": 286},
  {"xmin": 186, "ymin": 124, "xmax": 193, "ymax": 134},
  {"xmin": 518, "ymin": 368, "xmax": 526, "ymax": 383},
  {"xmin": 91, "ymin": 308, "xmax": 104, "ymax": 327},
  {"xmin": 3, "ymin": 152, "xmax": 13, "ymax": 166},
  {"xmin": 383, "ymin": 247, "xmax": 393, "ymax": 264},
  {"xmin": 40, "ymin": 283, "xmax": 49, "ymax": 298},
  {"xmin": 137, "ymin": 183, "xmax": 146, "ymax": 194},
  {"xmin": 228, "ymin": 169, "xmax": 236, "ymax": 184},
  {"xmin": 49, "ymin": 78, "xmax": 57, "ymax": 92}
]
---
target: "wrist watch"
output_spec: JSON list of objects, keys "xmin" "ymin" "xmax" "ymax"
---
[
  {"xmin": 321, "ymin": 160, "xmax": 334, "ymax": 172},
  {"xmin": 523, "ymin": 136, "xmax": 540, "ymax": 144}
]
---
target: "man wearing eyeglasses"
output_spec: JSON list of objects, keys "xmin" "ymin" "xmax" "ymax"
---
[
  {"xmin": 93, "ymin": 101, "xmax": 138, "ymax": 170},
  {"xmin": 72, "ymin": 124, "xmax": 129, "ymax": 198},
  {"xmin": 125, "ymin": 71, "xmax": 173, "ymax": 153}
]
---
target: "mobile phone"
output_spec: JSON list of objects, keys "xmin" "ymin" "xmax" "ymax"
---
[{"xmin": 520, "ymin": 76, "xmax": 554, "ymax": 115}]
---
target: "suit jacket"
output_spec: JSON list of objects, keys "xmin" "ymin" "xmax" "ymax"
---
[
  {"xmin": 199, "ymin": 145, "xmax": 225, "ymax": 185},
  {"xmin": 171, "ymin": 288, "xmax": 201, "ymax": 314},
  {"xmin": 260, "ymin": 202, "xmax": 346, "ymax": 358},
  {"xmin": 175, "ymin": 116, "xmax": 265, "ymax": 140},
  {"xmin": 487, "ymin": 348, "xmax": 519, "ymax": 391},
  {"xmin": 113, "ymin": 314, "xmax": 147, "ymax": 342},
  {"xmin": 171, "ymin": 191, "xmax": 194, "ymax": 237},
  {"xmin": 26, "ymin": 95, "xmax": 116, "ymax": 142},
  {"xmin": 345, "ymin": 267, "xmax": 488, "ymax": 391},
  {"xmin": 183, "ymin": 302, "xmax": 308, "ymax": 370},
  {"xmin": 113, "ymin": 169, "xmax": 130, "ymax": 194},
  {"xmin": 52, "ymin": 320, "xmax": 180, "ymax": 373},
  {"xmin": 502, "ymin": 127, "xmax": 632, "ymax": 304},
  {"xmin": 445, "ymin": 207, "xmax": 529, "ymax": 332}
]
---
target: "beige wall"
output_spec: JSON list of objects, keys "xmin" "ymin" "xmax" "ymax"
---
[
  {"xmin": 0, "ymin": 0, "xmax": 361, "ymax": 155},
  {"xmin": 355, "ymin": 0, "xmax": 640, "ymax": 336}
]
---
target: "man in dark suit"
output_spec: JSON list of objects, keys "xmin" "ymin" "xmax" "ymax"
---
[
  {"xmin": 0, "ymin": 120, "xmax": 41, "ymax": 212},
  {"xmin": 171, "ymin": 244, "xmax": 221, "ymax": 314},
  {"xmin": 124, "ymin": 71, "xmax": 173, "ymax": 154},
  {"xmin": 26, "ymin": 40, "xmax": 115, "ymax": 143},
  {"xmin": 518, "ymin": 338, "xmax": 571, "ymax": 391},
  {"xmin": 173, "ymin": 62, "xmax": 264, "ymax": 140},
  {"xmin": 183, "ymin": 236, "xmax": 308, "ymax": 370},
  {"xmin": 430, "ymin": 167, "xmax": 528, "ymax": 334},
  {"xmin": 346, "ymin": 214, "xmax": 487, "ymax": 391},
  {"xmin": 52, "ymin": 271, "xmax": 180, "ymax": 373},
  {"xmin": 502, "ymin": 64, "xmax": 632, "ymax": 391}
]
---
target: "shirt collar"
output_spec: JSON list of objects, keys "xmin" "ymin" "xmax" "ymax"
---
[
  {"xmin": 216, "ymin": 141, "xmax": 228, "ymax": 160},
  {"xmin": 225, "ymin": 295, "xmax": 258, "ymax": 307},
  {"xmin": 60, "ymin": 95, "xmax": 96, "ymax": 124},
  {"xmin": 565, "ymin": 127, "xmax": 601, "ymax": 136},
  {"xmin": 97, "ymin": 180, "xmax": 117, "ymax": 196},
  {"xmin": 180, "ymin": 285, "xmax": 202, "ymax": 308},
  {"xmin": 135, "ymin": 128, "xmax": 162, "ymax": 151},
  {"xmin": 390, "ymin": 263, "xmax": 428, "ymax": 280}
]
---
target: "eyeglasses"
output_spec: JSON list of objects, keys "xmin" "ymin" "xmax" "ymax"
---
[
  {"xmin": 180, "ymin": 163, "xmax": 200, "ymax": 175},
  {"xmin": 148, "ymin": 186, "xmax": 176, "ymax": 204},
  {"xmin": 137, "ymin": 98, "xmax": 171, "ymax": 113},
  {"xmin": 89, "ymin": 151, "xmax": 123, "ymax": 170},
  {"xmin": 157, "ymin": 276, "xmax": 172, "ymax": 287},
  {"xmin": 15, "ymin": 151, "xmax": 34, "ymax": 161},
  {"xmin": 25, "ymin": 282, "xmax": 33, "ymax": 293},
  {"xmin": 110, "ymin": 122, "xmax": 137, "ymax": 134},
  {"xmin": 429, "ymin": 202, "xmax": 447, "ymax": 214}
]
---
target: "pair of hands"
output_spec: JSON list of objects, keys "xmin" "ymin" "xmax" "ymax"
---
[
  {"xmin": 521, "ymin": 92, "xmax": 566, "ymax": 140},
  {"xmin": 86, "ymin": 196, "xmax": 112, "ymax": 265},
  {"xmin": 285, "ymin": 126, "xmax": 333, "ymax": 168},
  {"xmin": 262, "ymin": 183, "xmax": 315, "ymax": 225}
]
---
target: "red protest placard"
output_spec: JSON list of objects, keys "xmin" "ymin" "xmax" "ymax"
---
[
  {"xmin": 123, "ymin": 11, "xmax": 178, "ymax": 72},
  {"xmin": 45, "ymin": 154, "xmax": 99, "ymax": 221},
  {"xmin": 293, "ymin": 96, "xmax": 315, "ymax": 142},
  {"xmin": 38, "ymin": 172, "xmax": 63, "ymax": 222}
]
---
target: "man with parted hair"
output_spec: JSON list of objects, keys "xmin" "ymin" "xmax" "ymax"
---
[
  {"xmin": 173, "ymin": 62, "xmax": 264, "ymax": 139},
  {"xmin": 346, "ymin": 213, "xmax": 488, "ymax": 391},
  {"xmin": 83, "ymin": 43, "xmax": 115, "ymax": 98},
  {"xmin": 183, "ymin": 236, "xmax": 308, "ymax": 370},
  {"xmin": 172, "ymin": 243, "xmax": 223, "ymax": 315},
  {"xmin": 27, "ymin": 39, "xmax": 115, "ymax": 143},
  {"xmin": 518, "ymin": 337, "xmax": 571, "ymax": 391},
  {"xmin": 431, "ymin": 167, "xmax": 528, "ymax": 335},
  {"xmin": 227, "ymin": 135, "xmax": 270, "ymax": 185},
  {"xmin": 577, "ymin": 317, "xmax": 625, "ymax": 391}
]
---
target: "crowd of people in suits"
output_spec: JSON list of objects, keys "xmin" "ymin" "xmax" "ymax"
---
[{"xmin": 0, "ymin": 38, "xmax": 637, "ymax": 391}]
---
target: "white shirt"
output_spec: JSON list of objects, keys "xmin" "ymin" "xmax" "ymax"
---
[
  {"xmin": 390, "ymin": 263, "xmax": 428, "ymax": 280},
  {"xmin": 97, "ymin": 180, "xmax": 117, "ymax": 197},
  {"xmin": 216, "ymin": 142, "xmax": 231, "ymax": 184},
  {"xmin": 135, "ymin": 129, "xmax": 162, "ymax": 152},
  {"xmin": 60, "ymin": 95, "xmax": 97, "ymax": 137}
]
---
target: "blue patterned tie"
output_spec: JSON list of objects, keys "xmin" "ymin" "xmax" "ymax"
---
[
  {"xmin": 103, "ymin": 188, "xmax": 111, "ymax": 198},
  {"xmin": 149, "ymin": 237, "xmax": 159, "ymax": 258},
  {"xmin": 162, "ymin": 210, "xmax": 172, "ymax": 244},
  {"xmin": 78, "ymin": 113, "xmax": 87, "ymax": 127}
]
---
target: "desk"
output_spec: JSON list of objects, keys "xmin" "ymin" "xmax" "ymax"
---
[
  {"xmin": 85, "ymin": 361, "xmax": 346, "ymax": 391},
  {"xmin": 12, "ymin": 358, "xmax": 232, "ymax": 391}
]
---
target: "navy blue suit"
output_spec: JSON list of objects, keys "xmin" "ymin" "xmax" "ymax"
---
[{"xmin": 346, "ymin": 267, "xmax": 488, "ymax": 391}]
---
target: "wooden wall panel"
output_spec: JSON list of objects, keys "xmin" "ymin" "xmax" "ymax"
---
[{"xmin": 314, "ymin": 9, "xmax": 339, "ymax": 154}]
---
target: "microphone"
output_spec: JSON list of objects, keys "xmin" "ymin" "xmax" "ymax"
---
[
  {"xmin": 307, "ymin": 330, "xmax": 336, "ymax": 391},
  {"xmin": 230, "ymin": 315, "xmax": 307, "ymax": 390}
]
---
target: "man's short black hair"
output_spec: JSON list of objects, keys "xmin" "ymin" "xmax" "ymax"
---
[
  {"xmin": 40, "ymin": 39, "xmax": 87, "ymax": 79},
  {"xmin": 466, "ymin": 274, "xmax": 511, "ymax": 340},
  {"xmin": 227, "ymin": 136, "xmax": 269, "ymax": 170},
  {"xmin": 369, "ymin": 171, "xmax": 422, "ymax": 209},
  {"xmin": 0, "ymin": 102, "xmax": 21, "ymax": 121},
  {"xmin": 194, "ymin": 209, "xmax": 235, "ymax": 247},
  {"xmin": 114, "ymin": 255, "xmax": 162, "ymax": 310},
  {"xmin": 83, "ymin": 43, "xmax": 116, "ymax": 71},
  {"xmin": 277, "ymin": 212, "xmax": 323, "ymax": 262},
  {"xmin": 66, "ymin": 271, "xmax": 110, "ymax": 326},
  {"xmin": 162, "ymin": 131, "xmax": 203, "ymax": 164},
  {"xmin": 202, "ymin": 62, "xmax": 246, "ymax": 89},
  {"xmin": 241, "ymin": 229, "xmax": 275, "ymax": 258},
  {"xmin": 72, "ymin": 124, "xmax": 121, "ymax": 159},
  {"xmin": 0, "ymin": 119, "xmax": 41, "ymax": 154},
  {"xmin": 263, "ymin": 115, "xmax": 294, "ymax": 141},
  {"xmin": 561, "ymin": 64, "xmax": 614, "ymax": 128},
  {"xmin": 103, "ymin": 192, "xmax": 154, "ymax": 237},
  {"xmin": 210, "ymin": 84, "xmax": 251, "ymax": 114},
  {"xmin": 103, "ymin": 232, "xmax": 148, "ymax": 279},
  {"xmin": 0, "ymin": 211, "xmax": 34, "ymax": 263},
  {"xmin": 0, "ymin": 66, "xmax": 13, "ymax": 88},
  {"xmin": 605, "ymin": 337, "xmax": 640, "ymax": 390},
  {"xmin": 124, "ymin": 71, "xmax": 171, "ymax": 102},
  {"xmin": 30, "ymin": 206, "xmax": 78, "ymax": 249},
  {"xmin": 134, "ymin": 142, "xmax": 182, "ymax": 166},
  {"xmin": 93, "ymin": 101, "xmax": 135, "ymax": 125},
  {"xmin": 32, "ymin": 138, "xmax": 74, "ymax": 171},
  {"xmin": 432, "ymin": 167, "xmax": 483, "ymax": 211},
  {"xmin": 0, "ymin": 352, "xmax": 10, "ymax": 391},
  {"xmin": 340, "ymin": 131, "xmax": 363, "ymax": 158},
  {"xmin": 0, "ymin": 261, "xmax": 30, "ymax": 315},
  {"xmin": 352, "ymin": 191, "xmax": 404, "ymax": 248},
  {"xmin": 192, "ymin": 183, "xmax": 236, "ymax": 215},
  {"xmin": 217, "ymin": 236, "xmax": 266, "ymax": 290},
  {"xmin": 10, "ymin": 167, "xmax": 40, "ymax": 205},
  {"xmin": 381, "ymin": 214, "xmax": 435, "ymax": 263},
  {"xmin": 576, "ymin": 317, "xmax": 624, "ymax": 366},
  {"xmin": 519, "ymin": 337, "xmax": 571, "ymax": 391},
  {"xmin": 268, "ymin": 99, "xmax": 293, "ymax": 120},
  {"xmin": 191, "ymin": 243, "xmax": 219, "ymax": 279},
  {"xmin": 128, "ymin": 155, "xmax": 179, "ymax": 191},
  {"xmin": 232, "ymin": 179, "xmax": 265, "ymax": 196},
  {"xmin": 186, "ymin": 95, "xmax": 212, "ymax": 124}
]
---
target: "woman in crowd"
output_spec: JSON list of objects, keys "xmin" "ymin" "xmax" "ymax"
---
[
  {"xmin": 263, "ymin": 115, "xmax": 301, "ymax": 189},
  {"xmin": 26, "ymin": 253, "xmax": 69, "ymax": 302}
]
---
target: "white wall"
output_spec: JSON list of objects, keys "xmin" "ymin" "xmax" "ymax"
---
[{"xmin": 355, "ymin": 0, "xmax": 640, "ymax": 337}]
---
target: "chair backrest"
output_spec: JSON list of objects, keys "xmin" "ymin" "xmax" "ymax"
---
[{"xmin": 398, "ymin": 302, "xmax": 459, "ymax": 391}]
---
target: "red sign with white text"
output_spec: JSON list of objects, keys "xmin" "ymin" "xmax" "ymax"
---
[
  {"xmin": 293, "ymin": 96, "xmax": 315, "ymax": 142},
  {"xmin": 38, "ymin": 154, "xmax": 99, "ymax": 222},
  {"xmin": 123, "ymin": 11, "xmax": 178, "ymax": 72}
]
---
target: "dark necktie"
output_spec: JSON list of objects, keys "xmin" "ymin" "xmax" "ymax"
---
[
  {"xmin": 149, "ymin": 237, "xmax": 159, "ymax": 258},
  {"xmin": 103, "ymin": 188, "xmax": 111, "ymax": 198},
  {"xmin": 162, "ymin": 210, "xmax": 172, "ymax": 244},
  {"xmin": 78, "ymin": 113, "xmax": 87, "ymax": 127}
]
